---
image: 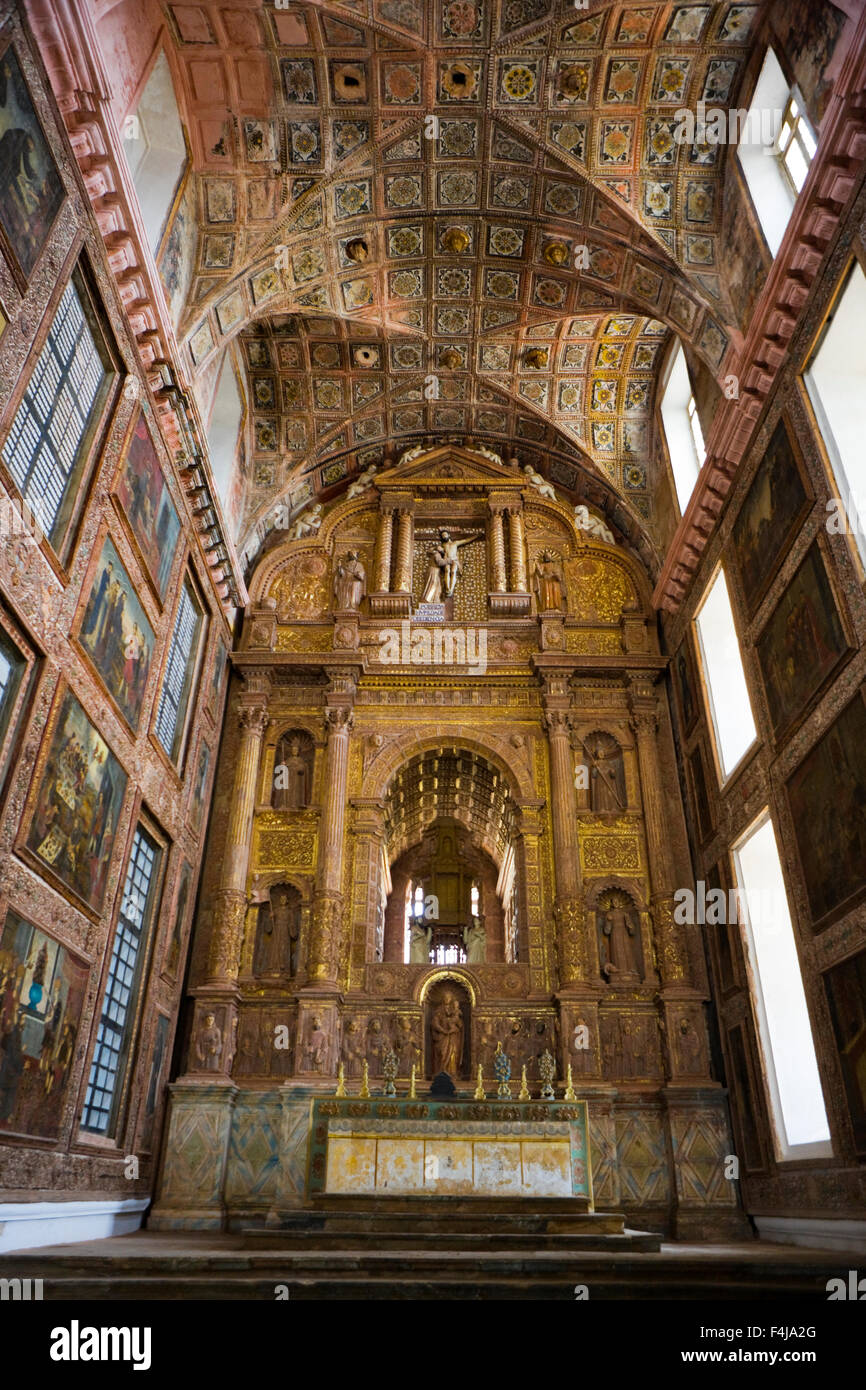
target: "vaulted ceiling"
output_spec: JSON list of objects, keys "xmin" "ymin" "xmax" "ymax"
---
[{"xmin": 158, "ymin": 0, "xmax": 764, "ymax": 567}]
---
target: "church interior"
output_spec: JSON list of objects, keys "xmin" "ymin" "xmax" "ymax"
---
[{"xmin": 1, "ymin": 0, "xmax": 866, "ymax": 1304}]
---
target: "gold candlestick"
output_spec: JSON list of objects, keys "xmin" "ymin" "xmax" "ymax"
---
[
  {"xmin": 360, "ymin": 1060, "xmax": 370, "ymax": 1099},
  {"xmin": 518, "ymin": 1064, "xmax": 530, "ymax": 1100},
  {"xmin": 335, "ymin": 1062, "xmax": 347, "ymax": 1097},
  {"xmin": 564, "ymin": 1063, "xmax": 576, "ymax": 1102},
  {"xmin": 409, "ymin": 1064, "xmax": 417, "ymax": 1099},
  {"xmin": 473, "ymin": 1064, "xmax": 485, "ymax": 1100}
]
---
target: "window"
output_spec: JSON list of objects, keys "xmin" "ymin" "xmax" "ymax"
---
[
  {"xmin": 124, "ymin": 50, "xmax": 187, "ymax": 255},
  {"xmin": 81, "ymin": 827, "xmax": 162, "ymax": 1135},
  {"xmin": 733, "ymin": 815, "xmax": 831, "ymax": 1159},
  {"xmin": 737, "ymin": 48, "xmax": 818, "ymax": 256},
  {"xmin": 660, "ymin": 340, "xmax": 704, "ymax": 513},
  {"xmin": 1, "ymin": 272, "xmax": 112, "ymax": 553},
  {"xmin": 804, "ymin": 259, "xmax": 866, "ymax": 569},
  {"xmin": 694, "ymin": 568, "xmax": 757, "ymax": 779},
  {"xmin": 155, "ymin": 577, "xmax": 204, "ymax": 763}
]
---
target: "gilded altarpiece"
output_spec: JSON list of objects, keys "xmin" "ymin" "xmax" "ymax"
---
[{"xmin": 155, "ymin": 447, "xmax": 742, "ymax": 1238}]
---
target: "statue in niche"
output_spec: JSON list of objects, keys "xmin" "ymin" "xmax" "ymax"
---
[
  {"xmin": 463, "ymin": 918, "xmax": 486, "ymax": 964},
  {"xmin": 585, "ymin": 732, "xmax": 626, "ymax": 813},
  {"xmin": 273, "ymin": 733, "xmax": 312, "ymax": 810},
  {"xmin": 421, "ymin": 528, "xmax": 474, "ymax": 602},
  {"xmin": 254, "ymin": 884, "xmax": 300, "ymax": 976},
  {"xmin": 366, "ymin": 1017, "xmax": 386, "ymax": 1075},
  {"xmin": 393, "ymin": 1016, "xmax": 420, "ymax": 1074},
  {"xmin": 333, "ymin": 550, "xmax": 366, "ymax": 610},
  {"xmin": 195, "ymin": 1012, "xmax": 223, "ymax": 1072},
  {"xmin": 533, "ymin": 550, "xmax": 564, "ymax": 612},
  {"xmin": 408, "ymin": 920, "xmax": 432, "ymax": 964},
  {"xmin": 306, "ymin": 1015, "xmax": 328, "ymax": 1072},
  {"xmin": 430, "ymin": 989, "xmax": 465, "ymax": 1077},
  {"xmin": 620, "ymin": 1017, "xmax": 640, "ymax": 1078},
  {"xmin": 341, "ymin": 1018, "xmax": 365, "ymax": 1077},
  {"xmin": 599, "ymin": 893, "xmax": 643, "ymax": 983}
]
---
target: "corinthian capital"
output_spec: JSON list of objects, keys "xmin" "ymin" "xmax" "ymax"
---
[
  {"xmin": 239, "ymin": 704, "xmax": 269, "ymax": 737},
  {"xmin": 325, "ymin": 705, "xmax": 354, "ymax": 734},
  {"xmin": 543, "ymin": 708, "xmax": 571, "ymax": 736}
]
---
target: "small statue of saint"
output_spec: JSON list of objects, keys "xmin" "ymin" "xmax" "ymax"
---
[
  {"xmin": 306, "ymin": 1015, "xmax": 328, "ymax": 1071},
  {"xmin": 533, "ymin": 550, "xmax": 564, "ymax": 612},
  {"xmin": 275, "ymin": 737, "xmax": 310, "ymax": 810},
  {"xmin": 463, "ymin": 918, "xmax": 486, "ymax": 964},
  {"xmin": 333, "ymin": 550, "xmax": 366, "ymax": 610},
  {"xmin": 430, "ymin": 991, "xmax": 464, "ymax": 1077},
  {"xmin": 602, "ymin": 902, "xmax": 641, "ymax": 981},
  {"xmin": 408, "ymin": 920, "xmax": 432, "ymax": 963}
]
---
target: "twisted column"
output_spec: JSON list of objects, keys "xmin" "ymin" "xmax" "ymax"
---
[
  {"xmin": 488, "ymin": 504, "xmax": 508, "ymax": 593},
  {"xmin": 207, "ymin": 700, "xmax": 269, "ymax": 982},
  {"xmin": 507, "ymin": 505, "xmax": 527, "ymax": 593},
  {"xmin": 307, "ymin": 678, "xmax": 356, "ymax": 985},
  {"xmin": 393, "ymin": 507, "xmax": 414, "ymax": 594},
  {"xmin": 374, "ymin": 506, "xmax": 394, "ymax": 592}
]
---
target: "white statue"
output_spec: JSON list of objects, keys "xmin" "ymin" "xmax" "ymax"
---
[
  {"xmin": 522, "ymin": 463, "xmax": 556, "ymax": 501},
  {"xmin": 288, "ymin": 503, "xmax": 323, "ymax": 540},
  {"xmin": 463, "ymin": 919, "xmax": 486, "ymax": 965},
  {"xmin": 574, "ymin": 504, "xmax": 615, "ymax": 545},
  {"xmin": 421, "ymin": 528, "xmax": 474, "ymax": 601},
  {"xmin": 347, "ymin": 464, "xmax": 378, "ymax": 499},
  {"xmin": 465, "ymin": 443, "xmax": 503, "ymax": 466},
  {"xmin": 408, "ymin": 921, "xmax": 432, "ymax": 963},
  {"xmin": 398, "ymin": 443, "xmax": 428, "ymax": 466}
]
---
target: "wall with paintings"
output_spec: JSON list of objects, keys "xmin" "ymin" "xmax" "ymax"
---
[
  {"xmin": 661, "ymin": 170, "xmax": 866, "ymax": 1224},
  {"xmin": 0, "ymin": 11, "xmax": 231, "ymax": 1217}
]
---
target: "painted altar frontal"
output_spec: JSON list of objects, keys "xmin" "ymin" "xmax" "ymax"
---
[{"xmin": 309, "ymin": 1097, "xmax": 592, "ymax": 1202}]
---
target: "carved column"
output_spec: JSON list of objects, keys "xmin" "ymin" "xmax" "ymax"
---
[
  {"xmin": 488, "ymin": 503, "xmax": 508, "ymax": 593},
  {"xmin": 349, "ymin": 798, "xmax": 387, "ymax": 983},
  {"xmin": 393, "ymin": 506, "xmax": 414, "ymax": 594},
  {"xmin": 507, "ymin": 504, "xmax": 528, "ymax": 593},
  {"xmin": 373, "ymin": 504, "xmax": 394, "ymax": 592},
  {"xmin": 542, "ymin": 677, "xmax": 591, "ymax": 992},
  {"xmin": 207, "ymin": 696, "xmax": 270, "ymax": 984},
  {"xmin": 306, "ymin": 672, "xmax": 356, "ymax": 988},
  {"xmin": 627, "ymin": 676, "xmax": 687, "ymax": 988}
]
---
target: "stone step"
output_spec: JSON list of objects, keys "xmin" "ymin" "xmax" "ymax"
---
[{"xmin": 242, "ymin": 1228, "xmax": 661, "ymax": 1252}]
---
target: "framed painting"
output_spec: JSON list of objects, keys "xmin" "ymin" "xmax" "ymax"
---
[
  {"xmin": 0, "ymin": 908, "xmax": 89, "ymax": 1139},
  {"xmin": 687, "ymin": 742, "xmax": 714, "ymax": 843},
  {"xmin": 823, "ymin": 947, "xmax": 866, "ymax": 1156},
  {"xmin": 731, "ymin": 416, "xmax": 813, "ymax": 617},
  {"xmin": 755, "ymin": 540, "xmax": 851, "ymax": 743},
  {"xmin": 673, "ymin": 636, "xmax": 699, "ymax": 736},
  {"xmin": 162, "ymin": 859, "xmax": 192, "ymax": 981},
  {"xmin": 209, "ymin": 634, "xmax": 228, "ymax": 714},
  {"xmin": 0, "ymin": 43, "xmax": 65, "ymax": 282},
  {"xmin": 23, "ymin": 687, "xmax": 127, "ymax": 914},
  {"xmin": 189, "ymin": 742, "xmax": 210, "ymax": 836},
  {"xmin": 75, "ymin": 534, "xmax": 156, "ymax": 732},
  {"xmin": 114, "ymin": 411, "xmax": 181, "ymax": 604},
  {"xmin": 786, "ymin": 690, "xmax": 866, "ymax": 930}
]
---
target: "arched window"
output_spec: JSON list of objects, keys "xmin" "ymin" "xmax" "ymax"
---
[
  {"xmin": 737, "ymin": 48, "xmax": 818, "ymax": 258},
  {"xmin": 660, "ymin": 340, "xmax": 705, "ymax": 515}
]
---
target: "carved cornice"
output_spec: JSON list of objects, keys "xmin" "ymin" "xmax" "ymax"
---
[{"xmin": 654, "ymin": 5, "xmax": 866, "ymax": 611}]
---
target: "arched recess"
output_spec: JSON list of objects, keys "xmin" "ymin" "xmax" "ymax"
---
[{"xmin": 362, "ymin": 734, "xmax": 541, "ymax": 974}]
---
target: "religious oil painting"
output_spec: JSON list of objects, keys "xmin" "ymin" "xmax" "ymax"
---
[
  {"xmin": 732, "ymin": 417, "xmax": 812, "ymax": 616},
  {"xmin": 823, "ymin": 946, "xmax": 866, "ymax": 1155},
  {"xmin": 673, "ymin": 636, "xmax": 698, "ymax": 735},
  {"xmin": 755, "ymin": 541, "xmax": 850, "ymax": 742},
  {"xmin": 0, "ymin": 909, "xmax": 88, "ymax": 1138},
  {"xmin": 189, "ymin": 742, "xmax": 210, "ymax": 836},
  {"xmin": 77, "ymin": 535, "xmax": 155, "ymax": 732},
  {"xmin": 0, "ymin": 44, "xmax": 65, "ymax": 279},
  {"xmin": 786, "ymin": 691, "xmax": 866, "ymax": 930},
  {"xmin": 25, "ymin": 689, "xmax": 127, "ymax": 913},
  {"xmin": 115, "ymin": 413, "xmax": 181, "ymax": 603}
]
